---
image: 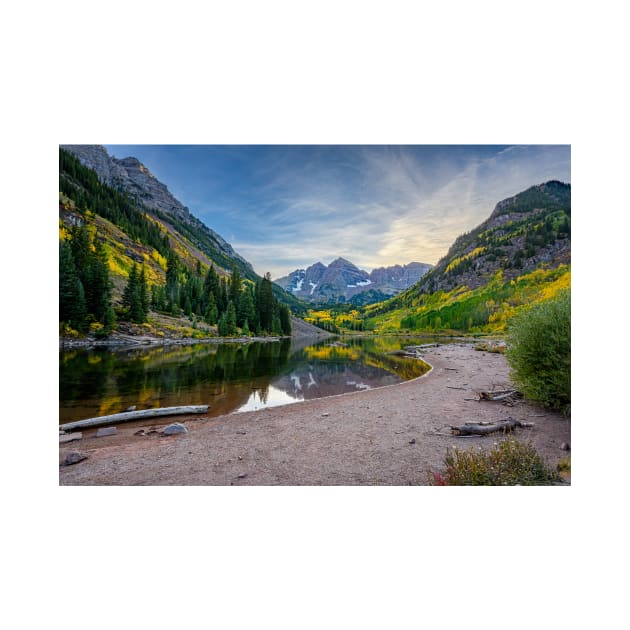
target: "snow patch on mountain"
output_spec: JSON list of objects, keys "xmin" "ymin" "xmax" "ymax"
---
[{"xmin": 274, "ymin": 258, "xmax": 432, "ymax": 304}]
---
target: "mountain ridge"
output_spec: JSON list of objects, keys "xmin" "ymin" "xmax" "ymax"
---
[
  {"xmin": 410, "ymin": 180, "xmax": 571, "ymax": 297},
  {"xmin": 360, "ymin": 180, "xmax": 571, "ymax": 333},
  {"xmin": 61, "ymin": 145, "xmax": 253, "ymax": 272},
  {"xmin": 275, "ymin": 257, "xmax": 432, "ymax": 304},
  {"xmin": 59, "ymin": 146, "xmax": 307, "ymax": 320}
]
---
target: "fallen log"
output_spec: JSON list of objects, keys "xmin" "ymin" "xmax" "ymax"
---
[
  {"xmin": 478, "ymin": 389, "xmax": 522, "ymax": 404},
  {"xmin": 389, "ymin": 350, "xmax": 417, "ymax": 357},
  {"xmin": 405, "ymin": 343, "xmax": 439, "ymax": 352},
  {"xmin": 59, "ymin": 405, "xmax": 209, "ymax": 432},
  {"xmin": 450, "ymin": 418, "xmax": 533, "ymax": 436}
]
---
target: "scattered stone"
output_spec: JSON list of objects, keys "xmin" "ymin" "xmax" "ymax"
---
[
  {"xmin": 409, "ymin": 438, "xmax": 416, "ymax": 445},
  {"xmin": 560, "ymin": 442, "xmax": 571, "ymax": 451},
  {"xmin": 59, "ymin": 430, "xmax": 66, "ymax": 435},
  {"xmin": 134, "ymin": 429, "xmax": 145, "ymax": 436},
  {"xmin": 96, "ymin": 427, "xmax": 118, "ymax": 437},
  {"xmin": 237, "ymin": 473, "xmax": 247, "ymax": 479},
  {"xmin": 147, "ymin": 430, "xmax": 159, "ymax": 435},
  {"xmin": 59, "ymin": 432, "xmax": 82, "ymax": 444},
  {"xmin": 236, "ymin": 430, "xmax": 247, "ymax": 435},
  {"xmin": 61, "ymin": 451, "xmax": 87, "ymax": 466},
  {"xmin": 162, "ymin": 422, "xmax": 188, "ymax": 435},
  {"xmin": 126, "ymin": 405, "xmax": 137, "ymax": 412},
  {"xmin": 321, "ymin": 413, "xmax": 330, "ymax": 417}
]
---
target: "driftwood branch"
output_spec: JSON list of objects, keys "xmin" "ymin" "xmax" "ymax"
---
[
  {"xmin": 476, "ymin": 389, "xmax": 523, "ymax": 406},
  {"xmin": 450, "ymin": 418, "xmax": 533, "ymax": 436},
  {"xmin": 59, "ymin": 405, "xmax": 209, "ymax": 432},
  {"xmin": 479, "ymin": 389, "xmax": 522, "ymax": 401}
]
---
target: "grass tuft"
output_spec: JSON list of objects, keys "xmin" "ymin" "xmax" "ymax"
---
[{"xmin": 429, "ymin": 439, "xmax": 559, "ymax": 485}]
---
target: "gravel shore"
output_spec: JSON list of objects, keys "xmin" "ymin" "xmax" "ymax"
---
[{"xmin": 59, "ymin": 343, "xmax": 570, "ymax": 485}]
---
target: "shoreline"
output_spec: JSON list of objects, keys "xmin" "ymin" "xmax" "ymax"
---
[
  {"xmin": 59, "ymin": 343, "xmax": 570, "ymax": 485},
  {"xmin": 59, "ymin": 333, "xmax": 290, "ymax": 350}
]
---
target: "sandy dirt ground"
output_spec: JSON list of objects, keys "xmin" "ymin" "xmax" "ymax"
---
[{"xmin": 59, "ymin": 343, "xmax": 570, "ymax": 485}]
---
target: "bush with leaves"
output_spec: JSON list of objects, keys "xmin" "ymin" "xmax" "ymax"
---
[
  {"xmin": 429, "ymin": 440, "xmax": 559, "ymax": 486},
  {"xmin": 506, "ymin": 288, "xmax": 570, "ymax": 413}
]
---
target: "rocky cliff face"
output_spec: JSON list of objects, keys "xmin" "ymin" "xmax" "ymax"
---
[
  {"xmin": 369, "ymin": 262, "xmax": 433, "ymax": 292},
  {"xmin": 61, "ymin": 144, "xmax": 252, "ymax": 270},
  {"xmin": 275, "ymin": 258, "xmax": 432, "ymax": 304},
  {"xmin": 61, "ymin": 145, "xmax": 190, "ymax": 220}
]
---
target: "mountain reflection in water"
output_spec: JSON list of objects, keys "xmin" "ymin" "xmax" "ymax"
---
[{"xmin": 59, "ymin": 336, "xmax": 437, "ymax": 424}]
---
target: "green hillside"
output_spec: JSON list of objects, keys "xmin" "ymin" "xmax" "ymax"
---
[
  {"xmin": 59, "ymin": 148, "xmax": 305, "ymax": 340},
  {"xmin": 305, "ymin": 181, "xmax": 571, "ymax": 335}
]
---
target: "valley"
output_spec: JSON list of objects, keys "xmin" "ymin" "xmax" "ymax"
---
[
  {"xmin": 59, "ymin": 144, "xmax": 571, "ymax": 486},
  {"xmin": 59, "ymin": 145, "xmax": 570, "ymax": 346}
]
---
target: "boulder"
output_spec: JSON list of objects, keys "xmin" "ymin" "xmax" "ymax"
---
[
  {"xmin": 61, "ymin": 451, "xmax": 87, "ymax": 466},
  {"xmin": 162, "ymin": 423, "xmax": 188, "ymax": 436},
  {"xmin": 59, "ymin": 432, "xmax": 82, "ymax": 443}
]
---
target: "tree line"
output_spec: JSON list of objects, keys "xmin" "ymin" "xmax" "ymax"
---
[
  {"xmin": 59, "ymin": 224, "xmax": 116, "ymax": 336},
  {"xmin": 59, "ymin": 223, "xmax": 291, "ymax": 337},
  {"xmin": 59, "ymin": 147, "xmax": 292, "ymax": 337},
  {"xmin": 150, "ymin": 256, "xmax": 291, "ymax": 335}
]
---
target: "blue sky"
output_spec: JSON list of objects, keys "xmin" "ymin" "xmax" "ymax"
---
[{"xmin": 105, "ymin": 145, "xmax": 570, "ymax": 278}]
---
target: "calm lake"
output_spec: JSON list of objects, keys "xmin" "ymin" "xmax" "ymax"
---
[{"xmin": 59, "ymin": 336, "xmax": 443, "ymax": 424}]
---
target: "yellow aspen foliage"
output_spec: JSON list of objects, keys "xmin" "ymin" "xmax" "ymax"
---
[{"xmin": 445, "ymin": 247, "xmax": 486, "ymax": 273}]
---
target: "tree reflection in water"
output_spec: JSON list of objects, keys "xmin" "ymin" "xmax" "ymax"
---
[{"xmin": 60, "ymin": 336, "xmax": 435, "ymax": 424}]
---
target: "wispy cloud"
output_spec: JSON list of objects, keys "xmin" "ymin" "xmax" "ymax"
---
[{"xmin": 108, "ymin": 144, "xmax": 570, "ymax": 279}]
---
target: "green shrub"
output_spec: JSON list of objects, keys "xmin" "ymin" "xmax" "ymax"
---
[
  {"xmin": 506, "ymin": 289, "xmax": 570, "ymax": 413},
  {"xmin": 430, "ymin": 440, "xmax": 559, "ymax": 485}
]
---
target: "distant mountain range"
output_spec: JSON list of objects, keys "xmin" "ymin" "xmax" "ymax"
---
[{"xmin": 274, "ymin": 258, "xmax": 432, "ymax": 305}]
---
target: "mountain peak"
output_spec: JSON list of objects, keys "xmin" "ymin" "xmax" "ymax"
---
[
  {"xmin": 60, "ymin": 144, "xmax": 255, "ymax": 273},
  {"xmin": 407, "ymin": 180, "xmax": 571, "ymax": 298},
  {"xmin": 329, "ymin": 256, "xmax": 356, "ymax": 267},
  {"xmin": 274, "ymin": 257, "xmax": 432, "ymax": 304},
  {"xmin": 490, "ymin": 180, "xmax": 571, "ymax": 220}
]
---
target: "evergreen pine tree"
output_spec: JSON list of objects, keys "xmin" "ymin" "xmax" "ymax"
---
[
  {"xmin": 257, "ymin": 273, "xmax": 274, "ymax": 332},
  {"xmin": 69, "ymin": 223, "xmax": 91, "ymax": 274},
  {"xmin": 165, "ymin": 252, "xmax": 179, "ymax": 312},
  {"xmin": 225, "ymin": 300, "xmax": 237, "ymax": 335},
  {"xmin": 237, "ymin": 287, "xmax": 256, "ymax": 328},
  {"xmin": 139, "ymin": 265, "xmax": 149, "ymax": 316},
  {"xmin": 59, "ymin": 242, "xmax": 87, "ymax": 331},
  {"xmin": 229, "ymin": 266, "xmax": 242, "ymax": 305},
  {"xmin": 122, "ymin": 263, "xmax": 138, "ymax": 313},
  {"xmin": 87, "ymin": 239, "xmax": 112, "ymax": 323},
  {"xmin": 279, "ymin": 304, "xmax": 292, "ymax": 335},
  {"xmin": 205, "ymin": 292, "xmax": 218, "ymax": 325},
  {"xmin": 184, "ymin": 295, "xmax": 193, "ymax": 317},
  {"xmin": 217, "ymin": 312, "xmax": 229, "ymax": 336},
  {"xmin": 203, "ymin": 265, "xmax": 221, "ymax": 313},
  {"xmin": 218, "ymin": 277, "xmax": 229, "ymax": 313},
  {"xmin": 272, "ymin": 314, "xmax": 282, "ymax": 335},
  {"xmin": 123, "ymin": 263, "xmax": 147, "ymax": 323},
  {"xmin": 103, "ymin": 304, "xmax": 117, "ymax": 333}
]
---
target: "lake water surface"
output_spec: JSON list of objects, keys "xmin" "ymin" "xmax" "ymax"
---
[{"xmin": 59, "ymin": 336, "xmax": 445, "ymax": 424}]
